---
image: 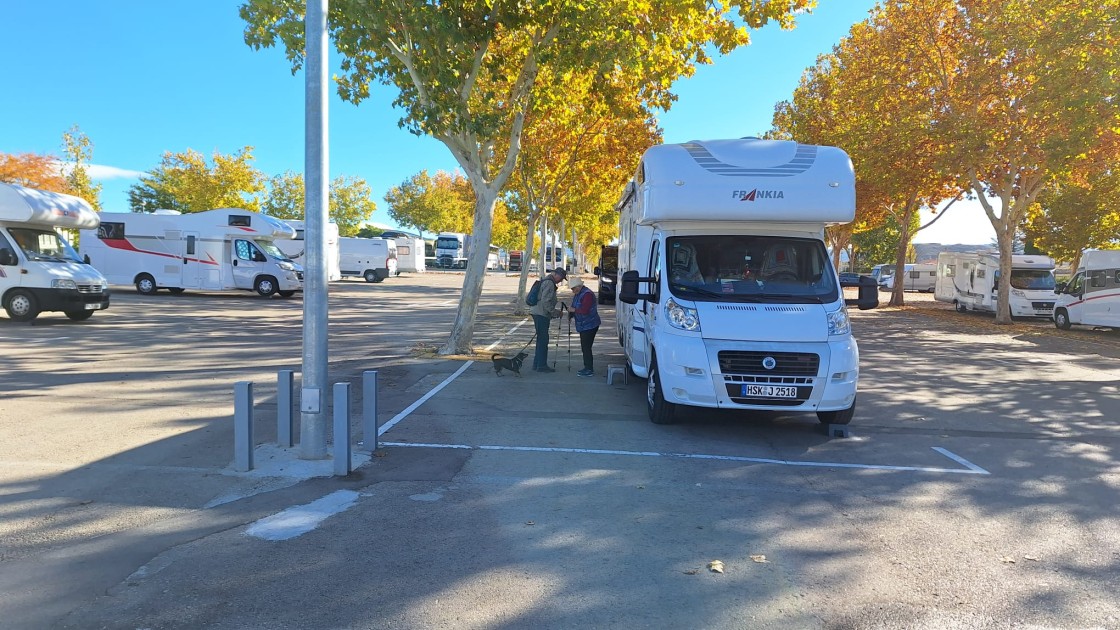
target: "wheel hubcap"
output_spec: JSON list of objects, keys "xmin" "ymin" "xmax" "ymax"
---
[
  {"xmin": 11, "ymin": 296, "xmax": 29, "ymax": 315},
  {"xmin": 647, "ymin": 369, "xmax": 656, "ymax": 407}
]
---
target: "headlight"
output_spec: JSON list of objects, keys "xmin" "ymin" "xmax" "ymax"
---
[
  {"xmin": 828, "ymin": 305, "xmax": 851, "ymax": 336},
  {"xmin": 601, "ymin": 277, "xmax": 614, "ymax": 284},
  {"xmin": 52, "ymin": 279, "xmax": 77, "ymax": 290},
  {"xmin": 665, "ymin": 297, "xmax": 700, "ymax": 332},
  {"xmin": 1011, "ymin": 289, "xmax": 1026, "ymax": 297},
  {"xmin": 278, "ymin": 262, "xmax": 296, "ymax": 271}
]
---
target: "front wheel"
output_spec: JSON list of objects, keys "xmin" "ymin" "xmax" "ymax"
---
[
  {"xmin": 65, "ymin": 310, "xmax": 94, "ymax": 321},
  {"xmin": 1054, "ymin": 309, "xmax": 1072, "ymax": 330},
  {"xmin": 255, "ymin": 276, "xmax": 277, "ymax": 297},
  {"xmin": 168, "ymin": 287, "xmax": 185, "ymax": 295},
  {"xmin": 135, "ymin": 273, "xmax": 157, "ymax": 295},
  {"xmin": 363, "ymin": 270, "xmax": 380, "ymax": 283},
  {"xmin": 278, "ymin": 290, "xmax": 296, "ymax": 298},
  {"xmin": 818, "ymin": 398, "xmax": 856, "ymax": 425},
  {"xmin": 954, "ymin": 301, "xmax": 967, "ymax": 313},
  {"xmin": 5, "ymin": 289, "xmax": 40, "ymax": 322},
  {"xmin": 647, "ymin": 357, "xmax": 677, "ymax": 425}
]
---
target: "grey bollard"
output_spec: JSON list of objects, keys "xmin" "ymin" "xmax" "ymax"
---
[
  {"xmin": 333, "ymin": 382, "xmax": 352, "ymax": 476},
  {"xmin": 277, "ymin": 370, "xmax": 294, "ymax": 448},
  {"xmin": 234, "ymin": 381, "xmax": 254, "ymax": 472},
  {"xmin": 362, "ymin": 370, "xmax": 378, "ymax": 453}
]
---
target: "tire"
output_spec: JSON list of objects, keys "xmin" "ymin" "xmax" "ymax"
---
[
  {"xmin": 646, "ymin": 356, "xmax": 677, "ymax": 425},
  {"xmin": 168, "ymin": 288, "xmax": 185, "ymax": 295},
  {"xmin": 954, "ymin": 300, "xmax": 967, "ymax": 313},
  {"xmin": 5, "ymin": 289, "xmax": 40, "ymax": 322},
  {"xmin": 363, "ymin": 270, "xmax": 378, "ymax": 283},
  {"xmin": 135, "ymin": 273, "xmax": 157, "ymax": 295},
  {"xmin": 598, "ymin": 293, "xmax": 606, "ymax": 304},
  {"xmin": 1054, "ymin": 308, "xmax": 1072, "ymax": 330},
  {"xmin": 818, "ymin": 398, "xmax": 856, "ymax": 425},
  {"xmin": 255, "ymin": 276, "xmax": 278, "ymax": 297},
  {"xmin": 65, "ymin": 310, "xmax": 94, "ymax": 321},
  {"xmin": 278, "ymin": 290, "xmax": 296, "ymax": 298}
]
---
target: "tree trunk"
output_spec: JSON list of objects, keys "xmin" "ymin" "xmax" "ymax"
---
[
  {"xmin": 889, "ymin": 200, "xmax": 918, "ymax": 307},
  {"xmin": 514, "ymin": 211, "xmax": 540, "ymax": 313},
  {"xmin": 440, "ymin": 186, "xmax": 499, "ymax": 355}
]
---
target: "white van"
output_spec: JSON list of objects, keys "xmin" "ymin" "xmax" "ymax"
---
[
  {"xmin": 0, "ymin": 183, "xmax": 110, "ymax": 322},
  {"xmin": 616, "ymin": 138, "xmax": 877, "ymax": 426},
  {"xmin": 275, "ymin": 220, "xmax": 342, "ymax": 282},
  {"xmin": 81, "ymin": 209, "xmax": 304, "ymax": 297},
  {"xmin": 880, "ymin": 263, "xmax": 936, "ymax": 292},
  {"xmin": 1053, "ymin": 249, "xmax": 1120, "ymax": 330},
  {"xmin": 935, "ymin": 251, "xmax": 1055, "ymax": 317},
  {"xmin": 339, "ymin": 237, "xmax": 397, "ymax": 282}
]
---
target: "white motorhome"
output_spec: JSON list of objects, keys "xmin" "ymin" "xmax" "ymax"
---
[
  {"xmin": 880, "ymin": 263, "xmax": 936, "ymax": 292},
  {"xmin": 379, "ymin": 230, "xmax": 426, "ymax": 274},
  {"xmin": 275, "ymin": 220, "xmax": 341, "ymax": 282},
  {"xmin": 339, "ymin": 237, "xmax": 397, "ymax": 282},
  {"xmin": 934, "ymin": 251, "xmax": 1056, "ymax": 318},
  {"xmin": 0, "ymin": 183, "xmax": 110, "ymax": 322},
  {"xmin": 81, "ymin": 209, "xmax": 304, "ymax": 297},
  {"xmin": 1053, "ymin": 249, "xmax": 1120, "ymax": 330},
  {"xmin": 616, "ymin": 138, "xmax": 877, "ymax": 426},
  {"xmin": 869, "ymin": 263, "xmax": 895, "ymax": 286}
]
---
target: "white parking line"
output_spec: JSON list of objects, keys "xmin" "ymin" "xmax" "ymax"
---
[{"xmin": 381, "ymin": 442, "xmax": 991, "ymax": 475}]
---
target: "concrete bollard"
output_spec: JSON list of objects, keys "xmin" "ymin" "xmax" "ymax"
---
[
  {"xmin": 234, "ymin": 381, "xmax": 254, "ymax": 472},
  {"xmin": 362, "ymin": 370, "xmax": 378, "ymax": 453},
  {"xmin": 277, "ymin": 370, "xmax": 294, "ymax": 448},
  {"xmin": 333, "ymin": 382, "xmax": 352, "ymax": 476}
]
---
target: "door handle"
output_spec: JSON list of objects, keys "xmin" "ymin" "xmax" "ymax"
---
[{"xmin": 233, "ymin": 260, "xmax": 238, "ymax": 266}]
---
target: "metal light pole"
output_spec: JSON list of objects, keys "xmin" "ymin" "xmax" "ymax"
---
[{"xmin": 300, "ymin": 0, "xmax": 329, "ymax": 459}]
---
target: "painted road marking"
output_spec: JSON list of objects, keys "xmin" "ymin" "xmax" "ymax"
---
[
  {"xmin": 380, "ymin": 442, "xmax": 990, "ymax": 475},
  {"xmin": 245, "ymin": 489, "xmax": 360, "ymax": 541}
]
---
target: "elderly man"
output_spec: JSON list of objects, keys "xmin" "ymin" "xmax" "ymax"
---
[{"xmin": 529, "ymin": 267, "xmax": 566, "ymax": 372}]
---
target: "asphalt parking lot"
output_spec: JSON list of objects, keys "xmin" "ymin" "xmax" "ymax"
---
[{"xmin": 1, "ymin": 275, "xmax": 1119, "ymax": 629}]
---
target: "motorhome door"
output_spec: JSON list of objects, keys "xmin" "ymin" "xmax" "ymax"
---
[
  {"xmin": 232, "ymin": 238, "xmax": 264, "ymax": 290},
  {"xmin": 181, "ymin": 232, "xmax": 202, "ymax": 289}
]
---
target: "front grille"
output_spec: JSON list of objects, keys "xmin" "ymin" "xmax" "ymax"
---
[
  {"xmin": 718, "ymin": 351, "xmax": 820, "ymax": 376},
  {"xmin": 1032, "ymin": 302, "xmax": 1054, "ymax": 310},
  {"xmin": 76, "ymin": 284, "xmax": 105, "ymax": 294},
  {"xmin": 296, "ymin": 271, "xmax": 305, "ymax": 281}
]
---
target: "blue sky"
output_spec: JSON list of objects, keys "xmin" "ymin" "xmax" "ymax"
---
[{"xmin": 0, "ymin": 1, "xmax": 994, "ymax": 244}]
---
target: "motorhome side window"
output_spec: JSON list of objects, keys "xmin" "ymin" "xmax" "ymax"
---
[
  {"xmin": 0, "ymin": 232, "xmax": 14, "ymax": 264},
  {"xmin": 229, "ymin": 215, "xmax": 251, "ymax": 227},
  {"xmin": 97, "ymin": 222, "xmax": 125, "ymax": 240},
  {"xmin": 943, "ymin": 264, "xmax": 955, "ymax": 277},
  {"xmin": 1090, "ymin": 271, "xmax": 1106, "ymax": 288},
  {"xmin": 235, "ymin": 239, "xmax": 257, "ymax": 261},
  {"xmin": 663, "ymin": 235, "xmax": 839, "ymax": 303},
  {"xmin": 186, "ymin": 235, "xmax": 196, "ymax": 256}
]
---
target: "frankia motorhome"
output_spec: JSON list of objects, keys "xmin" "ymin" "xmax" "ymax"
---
[
  {"xmin": 880, "ymin": 263, "xmax": 936, "ymax": 292},
  {"xmin": 616, "ymin": 138, "xmax": 878, "ymax": 426},
  {"xmin": 934, "ymin": 251, "xmax": 1056, "ymax": 317},
  {"xmin": 339, "ymin": 237, "xmax": 397, "ymax": 282},
  {"xmin": 0, "ymin": 183, "xmax": 110, "ymax": 322},
  {"xmin": 275, "ymin": 220, "xmax": 342, "ymax": 282},
  {"xmin": 80, "ymin": 209, "xmax": 304, "ymax": 297},
  {"xmin": 1053, "ymin": 249, "xmax": 1120, "ymax": 330}
]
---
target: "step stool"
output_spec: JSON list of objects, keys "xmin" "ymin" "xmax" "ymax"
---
[{"xmin": 606, "ymin": 364, "xmax": 628, "ymax": 386}]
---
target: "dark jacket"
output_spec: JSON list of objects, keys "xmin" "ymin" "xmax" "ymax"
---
[{"xmin": 569, "ymin": 286, "xmax": 601, "ymax": 332}]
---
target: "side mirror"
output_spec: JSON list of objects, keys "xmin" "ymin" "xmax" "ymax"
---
[
  {"xmin": 618, "ymin": 269, "xmax": 658, "ymax": 304},
  {"xmin": 594, "ymin": 266, "xmax": 602, "ymax": 276},
  {"xmin": 1054, "ymin": 282, "xmax": 1066, "ymax": 294},
  {"xmin": 0, "ymin": 249, "xmax": 16, "ymax": 266},
  {"xmin": 845, "ymin": 276, "xmax": 880, "ymax": 310}
]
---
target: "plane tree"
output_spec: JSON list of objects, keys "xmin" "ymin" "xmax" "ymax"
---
[
  {"xmin": 128, "ymin": 147, "xmax": 265, "ymax": 214},
  {"xmin": 1026, "ymin": 168, "xmax": 1120, "ymax": 272},
  {"xmin": 241, "ymin": 0, "xmax": 815, "ymax": 354},
  {"xmin": 261, "ymin": 171, "xmax": 379, "ymax": 236}
]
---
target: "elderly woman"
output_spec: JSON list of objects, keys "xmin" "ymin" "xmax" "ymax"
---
[{"xmin": 566, "ymin": 276, "xmax": 602, "ymax": 377}]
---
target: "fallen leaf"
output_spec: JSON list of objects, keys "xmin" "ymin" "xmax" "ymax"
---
[
  {"xmin": 373, "ymin": 451, "xmax": 387, "ymax": 458},
  {"xmin": 750, "ymin": 555, "xmax": 770, "ymax": 563},
  {"xmin": 1023, "ymin": 555, "xmax": 1040, "ymax": 562},
  {"xmin": 1001, "ymin": 556, "xmax": 1017, "ymax": 563},
  {"xmin": 708, "ymin": 560, "xmax": 725, "ymax": 573},
  {"xmin": 636, "ymin": 485, "xmax": 645, "ymax": 490},
  {"xmin": 683, "ymin": 569, "xmax": 699, "ymax": 575},
  {"xmin": 525, "ymin": 521, "xmax": 535, "ymax": 526}
]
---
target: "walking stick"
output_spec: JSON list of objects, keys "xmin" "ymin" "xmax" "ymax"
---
[
  {"xmin": 553, "ymin": 302, "xmax": 564, "ymax": 369},
  {"xmin": 567, "ymin": 309, "xmax": 572, "ymax": 372}
]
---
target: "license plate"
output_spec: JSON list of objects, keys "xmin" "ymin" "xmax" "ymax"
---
[
  {"xmin": 742, "ymin": 384, "xmax": 797, "ymax": 398},
  {"xmin": 84, "ymin": 303, "xmax": 100, "ymax": 310}
]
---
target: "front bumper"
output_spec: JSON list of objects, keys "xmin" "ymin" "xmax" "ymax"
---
[{"xmin": 30, "ymin": 286, "xmax": 111, "ymax": 313}]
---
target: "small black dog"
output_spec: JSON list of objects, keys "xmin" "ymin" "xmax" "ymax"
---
[{"xmin": 492, "ymin": 352, "xmax": 528, "ymax": 377}]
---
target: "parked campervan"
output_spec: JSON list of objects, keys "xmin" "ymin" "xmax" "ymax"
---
[
  {"xmin": 0, "ymin": 183, "xmax": 110, "ymax": 322},
  {"xmin": 338, "ymin": 237, "xmax": 397, "ymax": 282},
  {"xmin": 379, "ymin": 230, "xmax": 425, "ymax": 274},
  {"xmin": 275, "ymin": 220, "xmax": 341, "ymax": 282},
  {"xmin": 934, "ymin": 251, "xmax": 1056, "ymax": 317},
  {"xmin": 1053, "ymin": 249, "xmax": 1120, "ymax": 330},
  {"xmin": 869, "ymin": 263, "xmax": 894, "ymax": 286},
  {"xmin": 615, "ymin": 138, "xmax": 878, "ymax": 427},
  {"xmin": 880, "ymin": 263, "xmax": 936, "ymax": 292},
  {"xmin": 80, "ymin": 209, "xmax": 304, "ymax": 297}
]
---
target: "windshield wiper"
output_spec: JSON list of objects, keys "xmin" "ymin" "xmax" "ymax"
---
[
  {"xmin": 757, "ymin": 293, "xmax": 823, "ymax": 303},
  {"xmin": 670, "ymin": 283, "xmax": 726, "ymax": 298}
]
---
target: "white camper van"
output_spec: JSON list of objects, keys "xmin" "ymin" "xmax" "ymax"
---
[
  {"xmin": 339, "ymin": 237, "xmax": 397, "ymax": 282},
  {"xmin": 880, "ymin": 263, "xmax": 936, "ymax": 292},
  {"xmin": 379, "ymin": 230, "xmax": 426, "ymax": 274},
  {"xmin": 0, "ymin": 183, "xmax": 110, "ymax": 322},
  {"xmin": 615, "ymin": 138, "xmax": 877, "ymax": 426},
  {"xmin": 1053, "ymin": 249, "xmax": 1120, "ymax": 330},
  {"xmin": 81, "ymin": 209, "xmax": 304, "ymax": 297},
  {"xmin": 934, "ymin": 251, "xmax": 1056, "ymax": 318},
  {"xmin": 275, "ymin": 220, "xmax": 342, "ymax": 282}
]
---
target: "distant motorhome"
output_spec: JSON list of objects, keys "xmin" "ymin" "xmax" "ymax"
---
[
  {"xmin": 81, "ymin": 209, "xmax": 303, "ymax": 298},
  {"xmin": 935, "ymin": 251, "xmax": 1056, "ymax": 318},
  {"xmin": 1053, "ymin": 249, "xmax": 1120, "ymax": 331},
  {"xmin": 880, "ymin": 263, "xmax": 936, "ymax": 292},
  {"xmin": 275, "ymin": 220, "xmax": 341, "ymax": 282},
  {"xmin": 0, "ymin": 183, "xmax": 111, "ymax": 322},
  {"xmin": 339, "ymin": 237, "xmax": 397, "ymax": 282}
]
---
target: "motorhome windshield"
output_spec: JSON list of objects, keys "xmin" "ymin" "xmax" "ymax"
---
[
  {"xmin": 256, "ymin": 240, "xmax": 290, "ymax": 261},
  {"xmin": 8, "ymin": 227, "xmax": 83, "ymax": 263},
  {"xmin": 1010, "ymin": 269, "xmax": 1056, "ymax": 290},
  {"xmin": 665, "ymin": 236, "xmax": 838, "ymax": 303},
  {"xmin": 436, "ymin": 237, "xmax": 460, "ymax": 249}
]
